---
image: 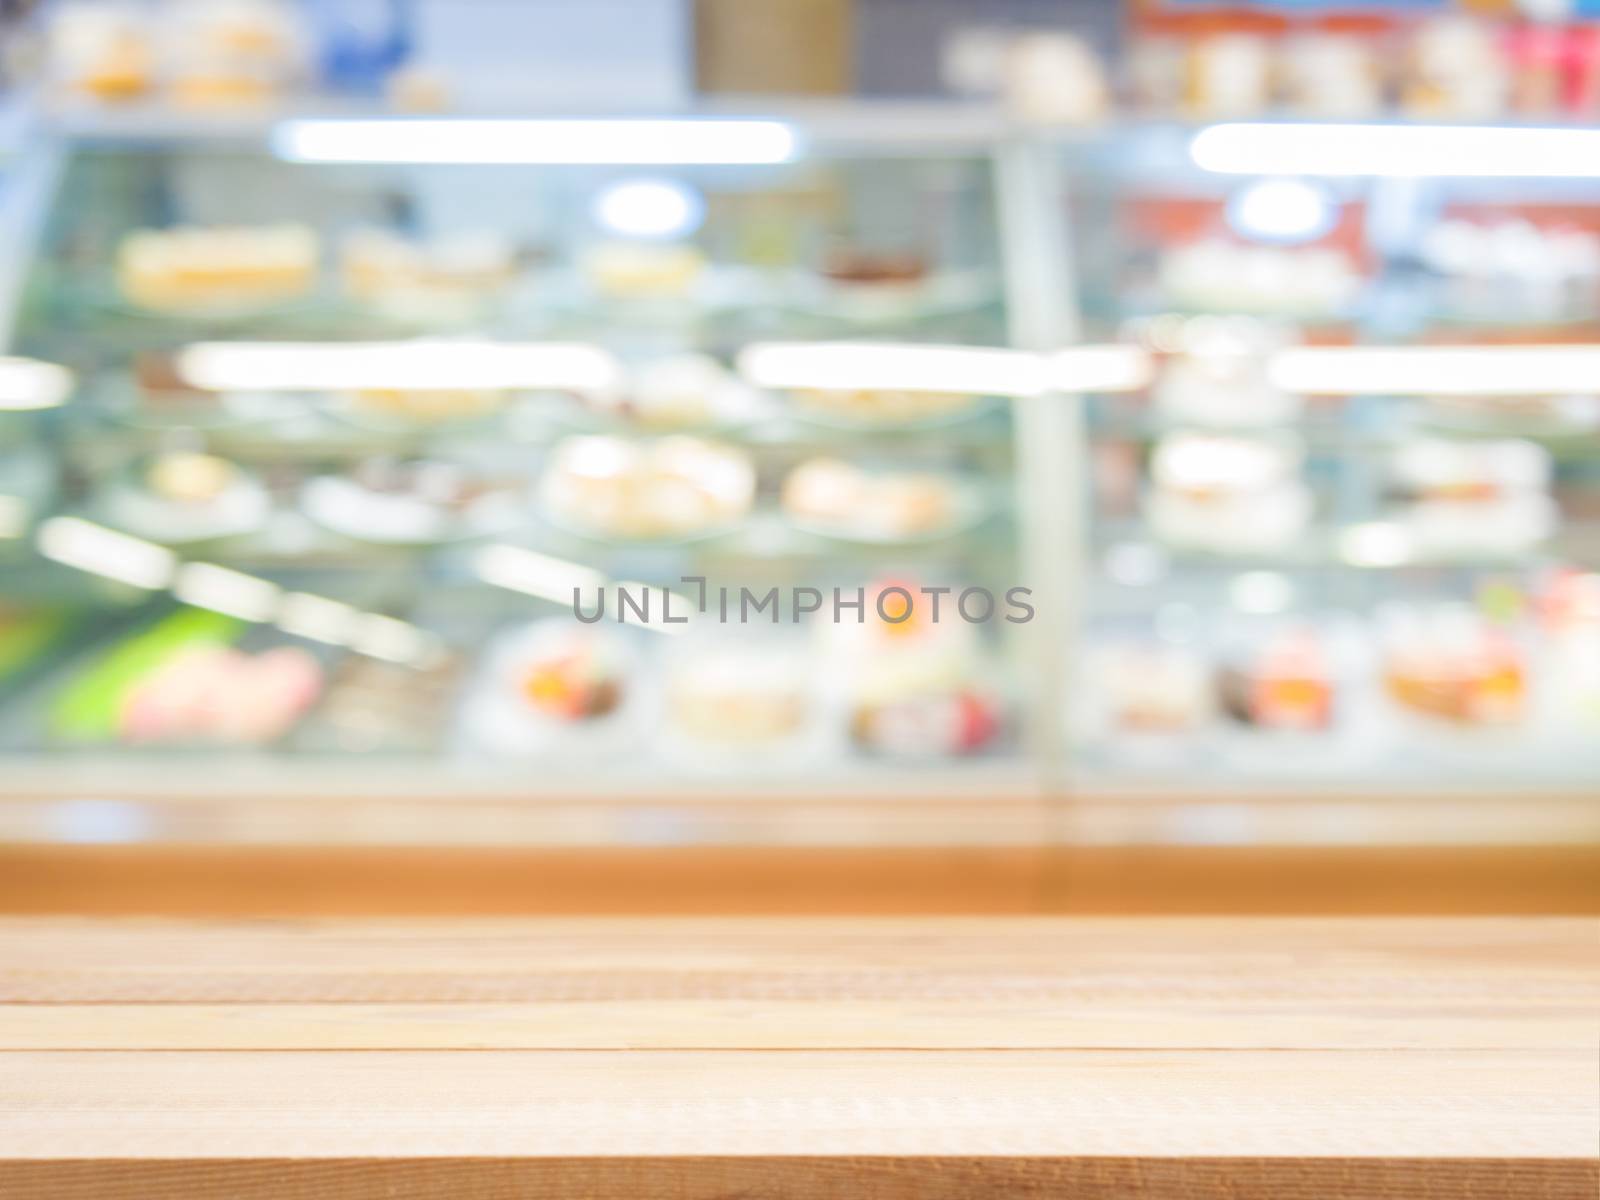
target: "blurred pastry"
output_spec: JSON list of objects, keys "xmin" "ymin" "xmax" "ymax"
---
[
  {"xmin": 513, "ymin": 623, "xmax": 625, "ymax": 723},
  {"xmin": 1392, "ymin": 439, "xmax": 1556, "ymax": 556},
  {"xmin": 1405, "ymin": 16, "xmax": 1509, "ymax": 119},
  {"xmin": 50, "ymin": 5, "xmax": 152, "ymax": 102},
  {"xmin": 583, "ymin": 242, "xmax": 705, "ymax": 299},
  {"xmin": 341, "ymin": 228, "xmax": 517, "ymax": 321},
  {"xmin": 1003, "ymin": 32, "xmax": 1110, "ymax": 125},
  {"xmin": 1283, "ymin": 35, "xmax": 1383, "ymax": 118},
  {"xmin": 1159, "ymin": 238, "xmax": 1362, "ymax": 315},
  {"xmin": 340, "ymin": 386, "xmax": 507, "ymax": 427},
  {"xmin": 540, "ymin": 435, "xmax": 753, "ymax": 540},
  {"xmin": 820, "ymin": 245, "xmax": 928, "ymax": 288},
  {"xmin": 119, "ymin": 643, "xmax": 322, "ymax": 745},
  {"xmin": 1185, "ymin": 34, "xmax": 1273, "ymax": 118},
  {"xmin": 109, "ymin": 450, "xmax": 270, "ymax": 543},
  {"xmin": 302, "ymin": 458, "xmax": 516, "ymax": 544},
  {"xmin": 1095, "ymin": 641, "xmax": 1211, "ymax": 735},
  {"xmin": 665, "ymin": 647, "xmax": 808, "ymax": 746},
  {"xmin": 1216, "ymin": 626, "xmax": 1335, "ymax": 732},
  {"xmin": 116, "ymin": 224, "xmax": 318, "ymax": 311},
  {"xmin": 782, "ymin": 458, "xmax": 959, "ymax": 541},
  {"xmin": 790, "ymin": 386, "xmax": 980, "ymax": 428},
  {"xmin": 821, "ymin": 580, "xmax": 1003, "ymax": 758},
  {"xmin": 1146, "ymin": 433, "xmax": 1312, "ymax": 555},
  {"xmin": 1381, "ymin": 606, "xmax": 1526, "ymax": 726}
]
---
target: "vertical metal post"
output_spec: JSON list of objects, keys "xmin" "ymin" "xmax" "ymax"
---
[{"xmin": 994, "ymin": 132, "xmax": 1085, "ymax": 796}]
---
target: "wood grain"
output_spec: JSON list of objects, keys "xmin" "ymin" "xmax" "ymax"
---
[{"xmin": 0, "ymin": 918, "xmax": 1594, "ymax": 1198}]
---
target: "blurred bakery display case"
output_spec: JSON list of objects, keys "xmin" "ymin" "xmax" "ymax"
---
[
  {"xmin": 0, "ymin": 76, "xmax": 1596, "ymax": 863},
  {"xmin": 0, "ymin": 105, "xmax": 1040, "ymax": 838},
  {"xmin": 1055, "ymin": 105, "xmax": 1600, "ymax": 808}
]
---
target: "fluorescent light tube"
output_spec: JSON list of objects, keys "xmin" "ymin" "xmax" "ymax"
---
[
  {"xmin": 1270, "ymin": 345, "xmax": 1600, "ymax": 396},
  {"xmin": 176, "ymin": 341, "xmax": 621, "ymax": 393},
  {"xmin": 37, "ymin": 518, "xmax": 175, "ymax": 589},
  {"xmin": 0, "ymin": 357, "xmax": 72, "ymax": 411},
  {"xmin": 1048, "ymin": 346, "xmax": 1153, "ymax": 393},
  {"xmin": 738, "ymin": 342, "xmax": 1050, "ymax": 398},
  {"xmin": 272, "ymin": 118, "xmax": 797, "ymax": 165},
  {"xmin": 172, "ymin": 563, "xmax": 281, "ymax": 622},
  {"xmin": 475, "ymin": 544, "xmax": 605, "ymax": 606},
  {"xmin": 1192, "ymin": 122, "xmax": 1600, "ymax": 178}
]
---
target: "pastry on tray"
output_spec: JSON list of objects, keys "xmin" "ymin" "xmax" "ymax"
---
[
  {"xmin": 116, "ymin": 224, "xmax": 318, "ymax": 312},
  {"xmin": 781, "ymin": 457, "xmax": 965, "ymax": 542},
  {"xmin": 540, "ymin": 435, "xmax": 754, "ymax": 541}
]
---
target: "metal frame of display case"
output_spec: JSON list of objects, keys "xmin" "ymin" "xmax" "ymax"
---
[{"xmin": 0, "ymin": 100, "xmax": 1595, "ymax": 853}]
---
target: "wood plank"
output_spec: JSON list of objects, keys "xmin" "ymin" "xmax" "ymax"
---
[
  {"xmin": 0, "ymin": 918, "xmax": 1593, "ymax": 1050},
  {"xmin": 0, "ymin": 1049, "xmax": 1591, "ymax": 1160},
  {"xmin": 2, "ymin": 997, "xmax": 1591, "ymax": 1049},
  {"xmin": 1, "ymin": 917, "xmax": 1593, "ymax": 1197},
  {"xmin": 0, "ymin": 1156, "xmax": 1591, "ymax": 1200}
]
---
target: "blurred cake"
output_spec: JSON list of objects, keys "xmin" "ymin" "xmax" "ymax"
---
[
  {"xmin": 110, "ymin": 450, "xmax": 269, "ymax": 542},
  {"xmin": 117, "ymin": 224, "xmax": 318, "ymax": 311},
  {"xmin": 340, "ymin": 228, "xmax": 517, "ymax": 321},
  {"xmin": 1381, "ymin": 605, "xmax": 1526, "ymax": 726},
  {"xmin": 791, "ymin": 386, "xmax": 980, "ymax": 428},
  {"xmin": 782, "ymin": 458, "xmax": 959, "ymax": 541},
  {"xmin": 583, "ymin": 242, "xmax": 705, "ymax": 299},
  {"xmin": 1216, "ymin": 626, "xmax": 1335, "ymax": 732},
  {"xmin": 339, "ymin": 386, "xmax": 507, "ymax": 427},
  {"xmin": 1391, "ymin": 439, "xmax": 1555, "ymax": 556},
  {"xmin": 119, "ymin": 644, "xmax": 322, "ymax": 745},
  {"xmin": 820, "ymin": 580, "xmax": 1002, "ymax": 757},
  {"xmin": 540, "ymin": 435, "xmax": 754, "ymax": 540},
  {"xmin": 511, "ymin": 623, "xmax": 625, "ymax": 724},
  {"xmin": 665, "ymin": 647, "xmax": 809, "ymax": 746},
  {"xmin": 1146, "ymin": 433, "xmax": 1312, "ymax": 555}
]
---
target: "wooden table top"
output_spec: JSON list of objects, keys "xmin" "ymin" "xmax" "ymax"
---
[{"xmin": 0, "ymin": 917, "xmax": 1595, "ymax": 1199}]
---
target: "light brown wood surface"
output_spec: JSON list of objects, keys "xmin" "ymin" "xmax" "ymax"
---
[{"xmin": 0, "ymin": 918, "xmax": 1595, "ymax": 1198}]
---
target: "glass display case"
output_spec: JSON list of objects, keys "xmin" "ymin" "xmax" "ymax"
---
[
  {"xmin": 0, "ymin": 102, "xmax": 1595, "ymax": 850},
  {"xmin": 0, "ymin": 106, "xmax": 1050, "ymax": 827},
  {"xmin": 1057, "ymin": 121, "xmax": 1600, "ymax": 813}
]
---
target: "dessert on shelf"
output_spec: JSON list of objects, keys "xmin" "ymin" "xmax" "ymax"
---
[
  {"xmin": 539, "ymin": 435, "xmax": 754, "ymax": 541},
  {"xmin": 49, "ymin": 4, "xmax": 154, "ymax": 102},
  {"xmin": 1090, "ymin": 640, "xmax": 1212, "ymax": 737},
  {"xmin": 106, "ymin": 450, "xmax": 271, "ymax": 543},
  {"xmin": 1145, "ymin": 433, "xmax": 1312, "ymax": 555},
  {"xmin": 119, "ymin": 643, "xmax": 323, "ymax": 745},
  {"xmin": 333, "ymin": 386, "xmax": 509, "ymax": 429},
  {"xmin": 116, "ymin": 224, "xmax": 319, "ymax": 313},
  {"xmin": 1152, "ymin": 321, "xmax": 1300, "ymax": 428},
  {"xmin": 301, "ymin": 458, "xmax": 519, "ymax": 545},
  {"xmin": 819, "ymin": 244, "xmax": 928, "ymax": 289},
  {"xmin": 1216, "ymin": 625, "xmax": 1336, "ymax": 733},
  {"xmin": 788, "ymin": 385, "xmax": 983, "ymax": 428},
  {"xmin": 465, "ymin": 621, "xmax": 636, "ymax": 756},
  {"xmin": 582, "ymin": 241, "xmax": 706, "ymax": 300},
  {"xmin": 1158, "ymin": 238, "xmax": 1362, "ymax": 317},
  {"xmin": 1390, "ymin": 438, "xmax": 1556, "ymax": 557},
  {"xmin": 820, "ymin": 580, "xmax": 1003, "ymax": 758},
  {"xmin": 663, "ymin": 643, "xmax": 811, "ymax": 748},
  {"xmin": 339, "ymin": 228, "xmax": 519, "ymax": 323},
  {"xmin": 294, "ymin": 653, "xmax": 462, "ymax": 754},
  {"xmin": 1381, "ymin": 605, "xmax": 1527, "ymax": 727},
  {"xmin": 781, "ymin": 458, "xmax": 967, "ymax": 542}
]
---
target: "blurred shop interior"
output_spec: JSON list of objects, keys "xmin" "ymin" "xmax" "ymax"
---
[{"xmin": 0, "ymin": 0, "xmax": 1596, "ymax": 915}]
